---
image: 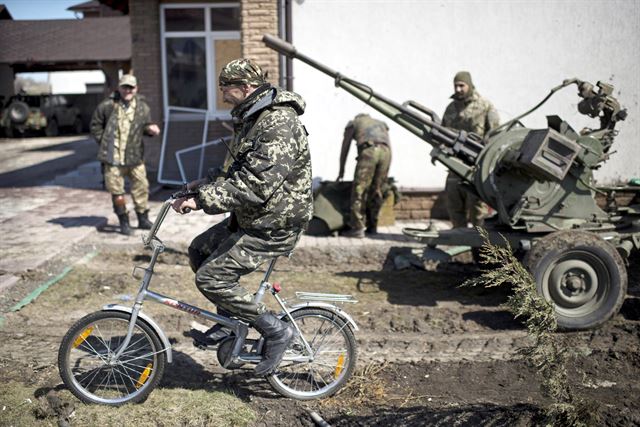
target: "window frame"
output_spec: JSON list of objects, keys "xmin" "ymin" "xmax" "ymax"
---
[{"xmin": 160, "ymin": 2, "xmax": 241, "ymax": 121}]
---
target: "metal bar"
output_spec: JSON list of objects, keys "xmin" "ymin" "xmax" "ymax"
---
[
  {"xmin": 273, "ymin": 292, "xmax": 314, "ymax": 357},
  {"xmin": 112, "ymin": 303, "xmax": 142, "ymax": 360},
  {"xmin": 144, "ymin": 290, "xmax": 239, "ymax": 329},
  {"xmin": 295, "ymin": 292, "xmax": 358, "ymax": 303},
  {"xmin": 142, "ymin": 199, "xmax": 172, "ymax": 247}
]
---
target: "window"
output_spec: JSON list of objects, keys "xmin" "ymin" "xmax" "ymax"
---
[
  {"xmin": 161, "ymin": 3, "xmax": 241, "ymax": 119},
  {"xmin": 211, "ymin": 7, "xmax": 240, "ymax": 31},
  {"xmin": 165, "ymin": 8, "xmax": 205, "ymax": 32},
  {"xmin": 165, "ymin": 37, "xmax": 207, "ymax": 109}
]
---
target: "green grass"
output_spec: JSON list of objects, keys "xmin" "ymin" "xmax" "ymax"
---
[{"xmin": 0, "ymin": 382, "xmax": 256, "ymax": 427}]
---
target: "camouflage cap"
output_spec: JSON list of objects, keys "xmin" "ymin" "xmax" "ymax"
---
[
  {"xmin": 219, "ymin": 59, "xmax": 266, "ymax": 87},
  {"xmin": 119, "ymin": 74, "xmax": 137, "ymax": 87}
]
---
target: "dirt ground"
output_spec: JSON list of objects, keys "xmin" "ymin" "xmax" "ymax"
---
[{"xmin": 0, "ymin": 239, "xmax": 639, "ymax": 426}]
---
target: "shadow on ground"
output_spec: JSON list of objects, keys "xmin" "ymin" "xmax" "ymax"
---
[
  {"xmin": 47, "ymin": 216, "xmax": 107, "ymax": 228},
  {"xmin": 338, "ymin": 269, "xmax": 509, "ymax": 308},
  {"xmin": 327, "ymin": 403, "xmax": 541, "ymax": 427},
  {"xmin": 0, "ymin": 138, "xmax": 97, "ymax": 188}
]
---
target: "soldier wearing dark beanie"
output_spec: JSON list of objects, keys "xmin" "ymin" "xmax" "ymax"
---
[{"xmin": 443, "ymin": 71, "xmax": 499, "ymax": 228}]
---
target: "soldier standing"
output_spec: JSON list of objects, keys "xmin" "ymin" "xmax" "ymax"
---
[
  {"xmin": 337, "ymin": 113, "xmax": 392, "ymax": 238},
  {"xmin": 442, "ymin": 71, "xmax": 499, "ymax": 228},
  {"xmin": 172, "ymin": 59, "xmax": 313, "ymax": 376},
  {"xmin": 90, "ymin": 75, "xmax": 161, "ymax": 235}
]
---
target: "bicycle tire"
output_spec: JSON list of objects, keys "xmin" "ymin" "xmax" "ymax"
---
[
  {"xmin": 267, "ymin": 308, "xmax": 357, "ymax": 400},
  {"xmin": 58, "ymin": 311, "xmax": 167, "ymax": 405}
]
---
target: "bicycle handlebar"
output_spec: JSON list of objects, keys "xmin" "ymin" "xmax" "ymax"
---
[
  {"xmin": 171, "ymin": 189, "xmax": 199, "ymax": 200},
  {"xmin": 142, "ymin": 189, "xmax": 199, "ymax": 247}
]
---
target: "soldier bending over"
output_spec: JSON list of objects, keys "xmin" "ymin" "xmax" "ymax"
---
[{"xmin": 338, "ymin": 113, "xmax": 392, "ymax": 238}]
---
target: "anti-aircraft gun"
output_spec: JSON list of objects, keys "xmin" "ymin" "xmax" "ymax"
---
[{"xmin": 263, "ymin": 34, "xmax": 640, "ymax": 331}]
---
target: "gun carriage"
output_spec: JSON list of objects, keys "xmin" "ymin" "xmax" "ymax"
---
[{"xmin": 263, "ymin": 34, "xmax": 640, "ymax": 330}]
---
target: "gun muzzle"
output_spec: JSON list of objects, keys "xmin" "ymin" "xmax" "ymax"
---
[{"xmin": 262, "ymin": 34, "xmax": 296, "ymax": 57}]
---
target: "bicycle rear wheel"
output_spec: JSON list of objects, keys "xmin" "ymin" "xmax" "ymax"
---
[
  {"xmin": 58, "ymin": 311, "xmax": 166, "ymax": 405},
  {"xmin": 267, "ymin": 308, "xmax": 357, "ymax": 400}
]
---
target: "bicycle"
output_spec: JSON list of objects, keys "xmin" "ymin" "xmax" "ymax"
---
[{"xmin": 58, "ymin": 189, "xmax": 359, "ymax": 405}]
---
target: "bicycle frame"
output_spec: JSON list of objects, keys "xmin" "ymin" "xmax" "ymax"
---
[{"xmin": 108, "ymin": 197, "xmax": 327, "ymax": 367}]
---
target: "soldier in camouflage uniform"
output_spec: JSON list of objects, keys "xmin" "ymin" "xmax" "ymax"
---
[
  {"xmin": 90, "ymin": 74, "xmax": 160, "ymax": 235},
  {"xmin": 442, "ymin": 71, "xmax": 499, "ymax": 228},
  {"xmin": 172, "ymin": 59, "xmax": 312, "ymax": 376},
  {"xmin": 337, "ymin": 113, "xmax": 392, "ymax": 238}
]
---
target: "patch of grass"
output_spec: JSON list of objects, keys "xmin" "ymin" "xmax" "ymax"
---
[
  {"xmin": 0, "ymin": 382, "xmax": 255, "ymax": 427},
  {"xmin": 0, "ymin": 382, "xmax": 53, "ymax": 427},
  {"xmin": 463, "ymin": 228, "xmax": 600, "ymax": 427},
  {"xmin": 323, "ymin": 361, "xmax": 388, "ymax": 407},
  {"xmin": 67, "ymin": 388, "xmax": 256, "ymax": 427}
]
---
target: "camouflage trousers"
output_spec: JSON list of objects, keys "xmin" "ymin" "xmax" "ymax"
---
[
  {"xmin": 445, "ymin": 172, "xmax": 489, "ymax": 228},
  {"xmin": 103, "ymin": 163, "xmax": 149, "ymax": 213},
  {"xmin": 350, "ymin": 144, "xmax": 391, "ymax": 230},
  {"xmin": 188, "ymin": 217, "xmax": 302, "ymax": 323}
]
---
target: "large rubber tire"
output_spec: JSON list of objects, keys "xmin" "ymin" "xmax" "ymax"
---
[
  {"xmin": 267, "ymin": 308, "xmax": 358, "ymax": 400},
  {"xmin": 45, "ymin": 118, "xmax": 59, "ymax": 137},
  {"xmin": 8, "ymin": 101, "xmax": 29, "ymax": 124},
  {"xmin": 523, "ymin": 231, "xmax": 627, "ymax": 330},
  {"xmin": 58, "ymin": 311, "xmax": 167, "ymax": 406}
]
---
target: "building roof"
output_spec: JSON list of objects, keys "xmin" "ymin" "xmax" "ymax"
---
[
  {"xmin": 67, "ymin": 1, "xmax": 101, "ymax": 13},
  {"xmin": 0, "ymin": 16, "xmax": 131, "ymax": 64},
  {"xmin": 0, "ymin": 4, "xmax": 13, "ymax": 20},
  {"xmin": 99, "ymin": 0, "xmax": 128, "ymax": 15},
  {"xmin": 68, "ymin": 1, "xmax": 124, "ymax": 18}
]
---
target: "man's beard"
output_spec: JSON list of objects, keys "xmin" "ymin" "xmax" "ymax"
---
[{"xmin": 453, "ymin": 90, "xmax": 473, "ymax": 101}]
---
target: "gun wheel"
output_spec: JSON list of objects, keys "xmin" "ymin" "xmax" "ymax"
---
[{"xmin": 524, "ymin": 231, "xmax": 627, "ymax": 330}]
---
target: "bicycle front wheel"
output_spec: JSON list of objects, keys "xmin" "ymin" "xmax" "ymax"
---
[
  {"xmin": 58, "ymin": 311, "xmax": 167, "ymax": 405},
  {"xmin": 267, "ymin": 308, "xmax": 357, "ymax": 400}
]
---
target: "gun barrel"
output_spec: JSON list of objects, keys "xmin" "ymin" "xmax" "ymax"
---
[
  {"xmin": 263, "ymin": 34, "xmax": 296, "ymax": 57},
  {"xmin": 262, "ymin": 34, "xmax": 483, "ymax": 166},
  {"xmin": 263, "ymin": 34, "xmax": 340, "ymax": 80}
]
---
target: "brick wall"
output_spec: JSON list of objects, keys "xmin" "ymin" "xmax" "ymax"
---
[
  {"xmin": 394, "ymin": 189, "xmax": 448, "ymax": 221},
  {"xmin": 241, "ymin": 0, "xmax": 279, "ymax": 85},
  {"xmin": 129, "ymin": 0, "xmax": 163, "ymax": 172},
  {"xmin": 126, "ymin": 0, "xmax": 279, "ymax": 177},
  {"xmin": 393, "ymin": 189, "xmax": 640, "ymax": 222}
]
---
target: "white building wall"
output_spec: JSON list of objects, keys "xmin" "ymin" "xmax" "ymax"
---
[
  {"xmin": 291, "ymin": 0, "xmax": 640, "ymax": 189},
  {"xmin": 49, "ymin": 71, "xmax": 105, "ymax": 94}
]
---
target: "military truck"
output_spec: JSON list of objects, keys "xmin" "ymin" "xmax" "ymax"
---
[
  {"xmin": 263, "ymin": 34, "xmax": 640, "ymax": 330},
  {"xmin": 0, "ymin": 94, "xmax": 82, "ymax": 137}
]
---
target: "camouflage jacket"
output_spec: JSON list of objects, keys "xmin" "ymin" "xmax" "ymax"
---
[
  {"xmin": 442, "ymin": 91, "xmax": 499, "ymax": 138},
  {"xmin": 197, "ymin": 84, "xmax": 313, "ymax": 233},
  {"xmin": 90, "ymin": 93, "xmax": 153, "ymax": 166},
  {"xmin": 347, "ymin": 114, "xmax": 390, "ymax": 147}
]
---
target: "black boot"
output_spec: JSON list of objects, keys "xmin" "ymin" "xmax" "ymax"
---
[
  {"xmin": 136, "ymin": 210, "xmax": 153, "ymax": 230},
  {"xmin": 191, "ymin": 324, "xmax": 232, "ymax": 348},
  {"xmin": 191, "ymin": 309, "xmax": 233, "ymax": 348},
  {"xmin": 117, "ymin": 213, "xmax": 133, "ymax": 236},
  {"xmin": 253, "ymin": 312, "xmax": 295, "ymax": 376},
  {"xmin": 112, "ymin": 195, "xmax": 132, "ymax": 236}
]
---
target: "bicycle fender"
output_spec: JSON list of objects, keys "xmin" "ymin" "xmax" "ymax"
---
[
  {"xmin": 284, "ymin": 302, "xmax": 359, "ymax": 332},
  {"xmin": 102, "ymin": 304, "xmax": 173, "ymax": 363}
]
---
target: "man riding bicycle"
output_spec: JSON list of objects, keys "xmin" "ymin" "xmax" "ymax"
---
[{"xmin": 172, "ymin": 59, "xmax": 312, "ymax": 376}]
